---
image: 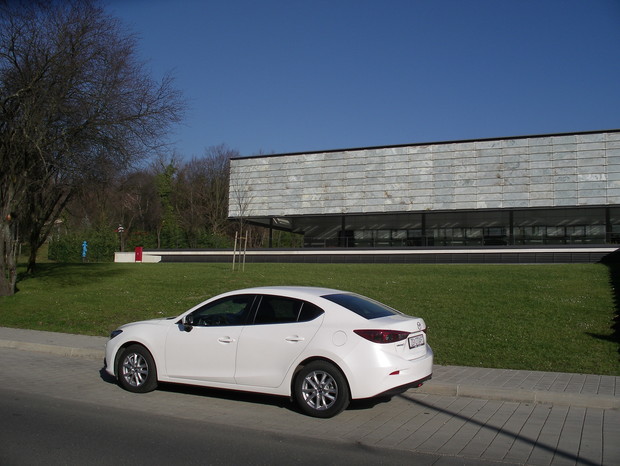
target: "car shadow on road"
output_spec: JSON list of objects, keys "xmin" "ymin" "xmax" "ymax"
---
[
  {"xmin": 99, "ymin": 365, "xmax": 394, "ymax": 415},
  {"xmin": 158, "ymin": 382, "xmax": 296, "ymax": 411},
  {"xmin": 99, "ymin": 367, "xmax": 116, "ymax": 384},
  {"xmin": 99, "ymin": 366, "xmax": 297, "ymax": 412},
  {"xmin": 348, "ymin": 395, "xmax": 393, "ymax": 411}
]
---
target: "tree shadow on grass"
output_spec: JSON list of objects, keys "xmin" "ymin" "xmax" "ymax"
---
[
  {"xmin": 16, "ymin": 262, "xmax": 130, "ymax": 290},
  {"xmin": 599, "ymin": 257, "xmax": 620, "ymax": 362}
]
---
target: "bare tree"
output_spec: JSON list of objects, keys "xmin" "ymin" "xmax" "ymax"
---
[
  {"xmin": 229, "ymin": 165, "xmax": 254, "ymax": 242},
  {"xmin": 176, "ymin": 158, "xmax": 209, "ymax": 248},
  {"xmin": 202, "ymin": 145, "xmax": 237, "ymax": 237},
  {"xmin": 118, "ymin": 169, "xmax": 160, "ymax": 236},
  {"xmin": 174, "ymin": 144, "xmax": 238, "ymax": 246},
  {"xmin": 0, "ymin": 0, "xmax": 185, "ymax": 295}
]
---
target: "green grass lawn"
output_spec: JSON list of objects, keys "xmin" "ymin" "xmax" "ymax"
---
[{"xmin": 1, "ymin": 262, "xmax": 618, "ymax": 375}]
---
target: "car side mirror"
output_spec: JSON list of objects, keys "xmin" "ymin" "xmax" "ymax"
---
[{"xmin": 182, "ymin": 315, "xmax": 193, "ymax": 332}]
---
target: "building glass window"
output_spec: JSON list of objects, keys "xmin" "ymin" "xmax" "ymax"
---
[{"xmin": 301, "ymin": 206, "xmax": 614, "ymax": 248}]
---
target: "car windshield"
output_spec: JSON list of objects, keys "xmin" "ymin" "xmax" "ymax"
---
[{"xmin": 322, "ymin": 293, "xmax": 402, "ymax": 319}]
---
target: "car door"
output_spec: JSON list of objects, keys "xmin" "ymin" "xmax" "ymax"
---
[
  {"xmin": 164, "ymin": 294, "xmax": 256, "ymax": 383},
  {"xmin": 234, "ymin": 295, "xmax": 324, "ymax": 388}
]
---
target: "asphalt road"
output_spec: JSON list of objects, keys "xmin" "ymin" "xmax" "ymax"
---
[{"xmin": 0, "ymin": 387, "xmax": 452, "ymax": 465}]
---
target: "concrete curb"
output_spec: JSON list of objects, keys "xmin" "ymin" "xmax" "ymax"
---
[
  {"xmin": 0, "ymin": 339, "xmax": 104, "ymax": 360},
  {"xmin": 416, "ymin": 381, "xmax": 620, "ymax": 410}
]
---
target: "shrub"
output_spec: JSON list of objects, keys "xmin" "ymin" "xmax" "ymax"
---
[{"xmin": 49, "ymin": 228, "xmax": 117, "ymax": 262}]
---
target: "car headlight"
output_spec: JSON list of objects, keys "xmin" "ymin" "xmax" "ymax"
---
[{"xmin": 109, "ymin": 329, "xmax": 123, "ymax": 340}]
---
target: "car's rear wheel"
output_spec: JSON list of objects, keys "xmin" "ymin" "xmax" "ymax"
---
[
  {"xmin": 294, "ymin": 361, "xmax": 350, "ymax": 418},
  {"xmin": 117, "ymin": 344, "xmax": 158, "ymax": 393}
]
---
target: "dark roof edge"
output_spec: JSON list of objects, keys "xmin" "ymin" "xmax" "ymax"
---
[{"xmin": 231, "ymin": 128, "xmax": 620, "ymax": 161}]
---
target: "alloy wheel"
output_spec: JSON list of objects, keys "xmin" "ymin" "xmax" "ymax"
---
[
  {"xmin": 301, "ymin": 370, "xmax": 339, "ymax": 411},
  {"xmin": 121, "ymin": 352, "xmax": 149, "ymax": 388}
]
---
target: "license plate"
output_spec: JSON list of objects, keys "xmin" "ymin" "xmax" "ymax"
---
[{"xmin": 408, "ymin": 334, "xmax": 424, "ymax": 349}]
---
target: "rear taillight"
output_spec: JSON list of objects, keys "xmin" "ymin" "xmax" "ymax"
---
[{"xmin": 354, "ymin": 329, "xmax": 410, "ymax": 344}]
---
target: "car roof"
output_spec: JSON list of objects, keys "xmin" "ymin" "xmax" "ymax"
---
[{"xmin": 228, "ymin": 286, "xmax": 349, "ymax": 300}]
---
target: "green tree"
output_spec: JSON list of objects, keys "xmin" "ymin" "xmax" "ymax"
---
[{"xmin": 155, "ymin": 160, "xmax": 182, "ymax": 249}]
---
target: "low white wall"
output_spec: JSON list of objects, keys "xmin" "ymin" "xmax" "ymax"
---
[
  {"xmin": 113, "ymin": 252, "xmax": 161, "ymax": 263},
  {"xmin": 114, "ymin": 252, "xmax": 134, "ymax": 262}
]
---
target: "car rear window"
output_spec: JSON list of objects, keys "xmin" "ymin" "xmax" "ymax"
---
[{"xmin": 322, "ymin": 293, "xmax": 402, "ymax": 319}]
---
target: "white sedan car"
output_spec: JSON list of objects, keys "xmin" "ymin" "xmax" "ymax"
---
[{"xmin": 105, "ymin": 286, "xmax": 433, "ymax": 418}]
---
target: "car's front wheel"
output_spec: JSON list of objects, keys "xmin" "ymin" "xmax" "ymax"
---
[
  {"xmin": 117, "ymin": 344, "xmax": 158, "ymax": 393},
  {"xmin": 294, "ymin": 361, "xmax": 350, "ymax": 418}
]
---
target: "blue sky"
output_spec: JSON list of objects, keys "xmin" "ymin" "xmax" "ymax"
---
[{"xmin": 104, "ymin": 0, "xmax": 620, "ymax": 158}]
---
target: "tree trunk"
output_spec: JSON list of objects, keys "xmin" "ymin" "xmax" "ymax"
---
[
  {"xmin": 0, "ymin": 216, "xmax": 18, "ymax": 296},
  {"xmin": 27, "ymin": 238, "xmax": 38, "ymax": 274}
]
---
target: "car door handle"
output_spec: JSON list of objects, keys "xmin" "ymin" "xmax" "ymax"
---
[
  {"xmin": 218, "ymin": 337, "xmax": 235, "ymax": 344},
  {"xmin": 285, "ymin": 335, "xmax": 305, "ymax": 342}
]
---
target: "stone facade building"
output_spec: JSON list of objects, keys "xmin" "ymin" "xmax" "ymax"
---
[{"xmin": 229, "ymin": 129, "xmax": 620, "ymax": 248}]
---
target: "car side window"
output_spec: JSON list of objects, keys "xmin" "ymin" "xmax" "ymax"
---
[
  {"xmin": 253, "ymin": 296, "xmax": 325, "ymax": 324},
  {"xmin": 298, "ymin": 302, "xmax": 324, "ymax": 322},
  {"xmin": 254, "ymin": 296, "xmax": 301, "ymax": 324},
  {"xmin": 188, "ymin": 295, "xmax": 255, "ymax": 327}
]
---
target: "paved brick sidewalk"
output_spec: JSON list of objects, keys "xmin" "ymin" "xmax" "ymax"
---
[
  {"xmin": 0, "ymin": 326, "xmax": 618, "ymax": 410},
  {"xmin": 421, "ymin": 365, "xmax": 619, "ymax": 410}
]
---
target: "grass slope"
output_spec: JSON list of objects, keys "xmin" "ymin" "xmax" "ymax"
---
[{"xmin": 1, "ymin": 262, "xmax": 618, "ymax": 375}]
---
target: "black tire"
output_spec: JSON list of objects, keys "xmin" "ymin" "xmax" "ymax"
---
[
  {"xmin": 294, "ymin": 361, "xmax": 350, "ymax": 418},
  {"xmin": 116, "ymin": 344, "xmax": 158, "ymax": 393}
]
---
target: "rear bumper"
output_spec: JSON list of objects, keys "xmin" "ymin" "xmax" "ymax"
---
[
  {"xmin": 376, "ymin": 374, "xmax": 432, "ymax": 398},
  {"xmin": 347, "ymin": 345, "xmax": 434, "ymax": 399}
]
